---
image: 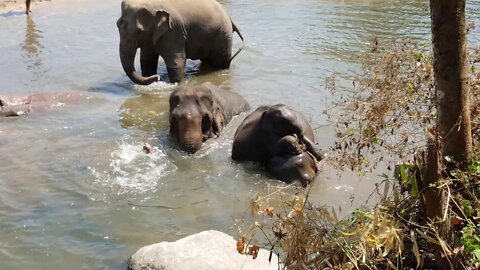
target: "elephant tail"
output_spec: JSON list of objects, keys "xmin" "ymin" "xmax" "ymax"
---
[{"xmin": 230, "ymin": 19, "xmax": 245, "ymax": 63}]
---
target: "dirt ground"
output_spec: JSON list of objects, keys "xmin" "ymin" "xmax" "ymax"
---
[{"xmin": 0, "ymin": 0, "xmax": 51, "ymax": 13}]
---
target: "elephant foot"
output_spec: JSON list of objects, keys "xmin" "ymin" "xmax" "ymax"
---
[{"xmin": 275, "ymin": 134, "xmax": 305, "ymax": 156}]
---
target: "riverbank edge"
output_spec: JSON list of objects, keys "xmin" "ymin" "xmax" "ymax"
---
[{"xmin": 0, "ymin": 0, "xmax": 51, "ymax": 14}]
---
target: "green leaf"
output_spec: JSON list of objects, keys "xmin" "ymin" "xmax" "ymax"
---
[
  {"xmin": 409, "ymin": 173, "xmax": 419, "ymax": 198},
  {"xmin": 379, "ymin": 173, "xmax": 389, "ymax": 180},
  {"xmin": 472, "ymin": 249, "xmax": 480, "ymax": 262},
  {"xmin": 407, "ymin": 83, "xmax": 414, "ymax": 93},
  {"xmin": 413, "ymin": 53, "xmax": 423, "ymax": 61},
  {"xmin": 398, "ymin": 165, "xmax": 407, "ymax": 183}
]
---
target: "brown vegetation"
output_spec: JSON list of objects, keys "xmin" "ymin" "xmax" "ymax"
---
[{"xmin": 236, "ymin": 39, "xmax": 480, "ymax": 269}]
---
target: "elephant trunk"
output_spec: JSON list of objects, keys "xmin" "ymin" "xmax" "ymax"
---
[
  {"xmin": 177, "ymin": 117, "xmax": 203, "ymax": 154},
  {"xmin": 119, "ymin": 40, "xmax": 159, "ymax": 85}
]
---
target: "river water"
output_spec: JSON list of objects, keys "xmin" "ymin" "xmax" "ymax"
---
[{"xmin": 0, "ymin": 0, "xmax": 479, "ymax": 269}]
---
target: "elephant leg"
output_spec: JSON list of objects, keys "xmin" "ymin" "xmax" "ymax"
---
[
  {"xmin": 164, "ymin": 53, "xmax": 186, "ymax": 83},
  {"xmin": 209, "ymin": 55, "xmax": 231, "ymax": 69},
  {"xmin": 208, "ymin": 40, "xmax": 232, "ymax": 69},
  {"xmin": 140, "ymin": 49, "xmax": 159, "ymax": 77},
  {"xmin": 270, "ymin": 134, "xmax": 304, "ymax": 156},
  {"xmin": 300, "ymin": 134, "xmax": 325, "ymax": 161},
  {"xmin": 208, "ymin": 51, "xmax": 231, "ymax": 69}
]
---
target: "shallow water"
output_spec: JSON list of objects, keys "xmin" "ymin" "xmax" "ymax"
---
[{"xmin": 0, "ymin": 0, "xmax": 479, "ymax": 269}]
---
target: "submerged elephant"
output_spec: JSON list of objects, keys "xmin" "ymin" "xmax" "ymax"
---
[
  {"xmin": 117, "ymin": 0, "xmax": 245, "ymax": 85},
  {"xmin": 232, "ymin": 104, "xmax": 324, "ymax": 184},
  {"xmin": 169, "ymin": 82, "xmax": 250, "ymax": 153},
  {"xmin": 0, "ymin": 92, "xmax": 93, "ymax": 117}
]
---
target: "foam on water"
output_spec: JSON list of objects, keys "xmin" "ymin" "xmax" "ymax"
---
[
  {"xmin": 132, "ymin": 80, "xmax": 177, "ymax": 95},
  {"xmin": 89, "ymin": 138, "xmax": 177, "ymax": 194}
]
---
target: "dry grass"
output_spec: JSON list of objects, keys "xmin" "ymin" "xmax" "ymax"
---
[
  {"xmin": 325, "ymin": 38, "xmax": 479, "ymax": 172},
  {"xmin": 235, "ymin": 39, "xmax": 480, "ymax": 269}
]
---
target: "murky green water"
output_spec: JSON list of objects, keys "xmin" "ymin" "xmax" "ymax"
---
[{"xmin": 0, "ymin": 0, "xmax": 479, "ymax": 269}]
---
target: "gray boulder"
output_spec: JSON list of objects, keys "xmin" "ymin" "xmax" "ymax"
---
[{"xmin": 127, "ymin": 230, "xmax": 278, "ymax": 270}]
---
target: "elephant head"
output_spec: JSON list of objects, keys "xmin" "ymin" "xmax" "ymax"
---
[
  {"xmin": 169, "ymin": 85, "xmax": 225, "ymax": 154},
  {"xmin": 117, "ymin": 0, "xmax": 184, "ymax": 85},
  {"xmin": 267, "ymin": 152, "xmax": 319, "ymax": 186}
]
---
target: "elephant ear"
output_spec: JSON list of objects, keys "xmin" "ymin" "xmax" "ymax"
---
[
  {"xmin": 153, "ymin": 9, "xmax": 174, "ymax": 45},
  {"xmin": 212, "ymin": 105, "xmax": 225, "ymax": 137},
  {"xmin": 260, "ymin": 110, "xmax": 274, "ymax": 133}
]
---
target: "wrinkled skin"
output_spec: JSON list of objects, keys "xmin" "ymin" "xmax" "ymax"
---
[
  {"xmin": 232, "ymin": 105, "xmax": 324, "ymax": 184},
  {"xmin": 0, "ymin": 92, "xmax": 92, "ymax": 117},
  {"xmin": 117, "ymin": 0, "xmax": 245, "ymax": 85},
  {"xmin": 169, "ymin": 82, "xmax": 250, "ymax": 153},
  {"xmin": 268, "ymin": 151, "xmax": 319, "ymax": 187}
]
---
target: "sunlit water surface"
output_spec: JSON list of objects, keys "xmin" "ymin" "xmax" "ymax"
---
[{"xmin": 1, "ymin": 0, "xmax": 479, "ymax": 269}]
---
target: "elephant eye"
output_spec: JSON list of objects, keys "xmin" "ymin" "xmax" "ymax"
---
[{"xmin": 169, "ymin": 95, "xmax": 180, "ymax": 110}]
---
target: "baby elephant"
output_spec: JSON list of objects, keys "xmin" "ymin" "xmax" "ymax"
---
[
  {"xmin": 169, "ymin": 82, "xmax": 250, "ymax": 153},
  {"xmin": 268, "ymin": 151, "xmax": 319, "ymax": 187},
  {"xmin": 232, "ymin": 104, "xmax": 324, "ymax": 185}
]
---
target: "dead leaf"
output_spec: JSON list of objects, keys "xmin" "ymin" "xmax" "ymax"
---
[
  {"xmin": 411, "ymin": 230, "xmax": 421, "ymax": 268},
  {"xmin": 265, "ymin": 207, "xmax": 274, "ymax": 217},
  {"xmin": 247, "ymin": 245, "xmax": 260, "ymax": 259},
  {"xmin": 236, "ymin": 237, "xmax": 245, "ymax": 254},
  {"xmin": 450, "ymin": 216, "xmax": 464, "ymax": 225}
]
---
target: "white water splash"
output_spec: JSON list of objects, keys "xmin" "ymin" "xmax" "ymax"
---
[
  {"xmin": 133, "ymin": 81, "xmax": 176, "ymax": 95},
  {"xmin": 89, "ymin": 139, "xmax": 176, "ymax": 194}
]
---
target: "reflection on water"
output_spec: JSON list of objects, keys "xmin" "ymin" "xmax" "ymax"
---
[
  {"xmin": 21, "ymin": 15, "xmax": 46, "ymax": 76},
  {"xmin": 0, "ymin": 0, "xmax": 479, "ymax": 269}
]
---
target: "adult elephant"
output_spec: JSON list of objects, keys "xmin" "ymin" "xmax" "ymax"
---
[
  {"xmin": 232, "ymin": 104, "xmax": 324, "ymax": 184},
  {"xmin": 117, "ymin": 0, "xmax": 245, "ymax": 85},
  {"xmin": 169, "ymin": 82, "xmax": 250, "ymax": 153}
]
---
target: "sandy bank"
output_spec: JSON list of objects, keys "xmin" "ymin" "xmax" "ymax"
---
[{"xmin": 0, "ymin": 0, "xmax": 51, "ymax": 14}]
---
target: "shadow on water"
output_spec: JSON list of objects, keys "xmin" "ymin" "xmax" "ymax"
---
[{"xmin": 0, "ymin": 11, "xmax": 25, "ymax": 17}]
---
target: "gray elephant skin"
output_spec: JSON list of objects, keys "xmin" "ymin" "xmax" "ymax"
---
[
  {"xmin": 232, "ymin": 104, "xmax": 324, "ymax": 185},
  {"xmin": 169, "ymin": 82, "xmax": 250, "ymax": 154},
  {"xmin": 117, "ymin": 0, "xmax": 245, "ymax": 85}
]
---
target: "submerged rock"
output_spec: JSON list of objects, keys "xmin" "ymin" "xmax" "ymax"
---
[{"xmin": 127, "ymin": 230, "xmax": 278, "ymax": 270}]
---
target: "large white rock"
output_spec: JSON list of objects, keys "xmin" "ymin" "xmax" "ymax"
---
[{"xmin": 127, "ymin": 230, "xmax": 279, "ymax": 270}]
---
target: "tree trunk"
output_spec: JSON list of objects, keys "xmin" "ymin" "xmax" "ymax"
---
[
  {"xmin": 430, "ymin": 0, "xmax": 472, "ymax": 165},
  {"xmin": 428, "ymin": 1, "xmax": 472, "ymax": 269}
]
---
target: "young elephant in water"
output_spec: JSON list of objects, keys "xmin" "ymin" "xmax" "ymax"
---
[
  {"xmin": 169, "ymin": 82, "xmax": 250, "ymax": 153},
  {"xmin": 268, "ymin": 151, "xmax": 319, "ymax": 187},
  {"xmin": 232, "ymin": 104, "xmax": 324, "ymax": 184}
]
